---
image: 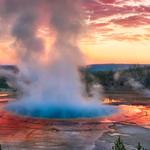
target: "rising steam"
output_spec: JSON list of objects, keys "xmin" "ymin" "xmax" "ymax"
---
[{"xmin": 0, "ymin": 0, "xmax": 115, "ymax": 119}]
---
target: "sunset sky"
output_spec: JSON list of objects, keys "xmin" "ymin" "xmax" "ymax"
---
[{"xmin": 0, "ymin": 0, "xmax": 150, "ymax": 64}]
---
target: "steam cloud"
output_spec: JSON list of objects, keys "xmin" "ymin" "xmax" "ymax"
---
[
  {"xmin": 0, "ymin": 0, "xmax": 115, "ymax": 118},
  {"xmin": 128, "ymin": 78, "xmax": 150, "ymax": 97},
  {"xmin": 114, "ymin": 72, "xmax": 150, "ymax": 98}
]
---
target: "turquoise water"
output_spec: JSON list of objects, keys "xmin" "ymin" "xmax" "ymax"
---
[{"xmin": 7, "ymin": 100, "xmax": 117, "ymax": 119}]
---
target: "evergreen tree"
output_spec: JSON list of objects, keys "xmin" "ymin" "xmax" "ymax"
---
[
  {"xmin": 137, "ymin": 142, "xmax": 146, "ymax": 150},
  {"xmin": 112, "ymin": 136, "xmax": 126, "ymax": 150}
]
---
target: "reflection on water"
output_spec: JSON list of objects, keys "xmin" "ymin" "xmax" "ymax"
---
[
  {"xmin": 104, "ymin": 98, "xmax": 123, "ymax": 104},
  {"xmin": 103, "ymin": 100, "xmax": 150, "ymax": 129}
]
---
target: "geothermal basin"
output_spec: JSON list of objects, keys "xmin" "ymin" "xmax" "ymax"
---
[{"xmin": 0, "ymin": 95, "xmax": 150, "ymax": 150}]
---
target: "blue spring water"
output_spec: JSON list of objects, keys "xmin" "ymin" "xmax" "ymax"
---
[{"xmin": 6, "ymin": 100, "xmax": 117, "ymax": 119}]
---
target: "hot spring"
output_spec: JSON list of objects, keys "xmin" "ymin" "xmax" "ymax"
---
[
  {"xmin": 6, "ymin": 99, "xmax": 116, "ymax": 119},
  {"xmin": 1, "ymin": 0, "xmax": 116, "ymax": 119}
]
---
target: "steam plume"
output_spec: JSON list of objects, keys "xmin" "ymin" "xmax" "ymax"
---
[
  {"xmin": 114, "ymin": 72, "xmax": 150, "ymax": 98},
  {"xmin": 128, "ymin": 78, "xmax": 150, "ymax": 97},
  {"xmin": 0, "ymin": 0, "xmax": 115, "ymax": 118}
]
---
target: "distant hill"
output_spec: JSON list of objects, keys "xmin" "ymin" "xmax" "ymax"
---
[
  {"xmin": 86, "ymin": 64, "xmax": 150, "ymax": 72},
  {"xmin": 0, "ymin": 65, "xmax": 19, "ymax": 73}
]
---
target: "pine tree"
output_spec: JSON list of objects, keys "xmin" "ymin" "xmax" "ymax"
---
[
  {"xmin": 137, "ymin": 142, "xmax": 146, "ymax": 150},
  {"xmin": 112, "ymin": 136, "xmax": 126, "ymax": 150},
  {"xmin": 137, "ymin": 142, "xmax": 142, "ymax": 150}
]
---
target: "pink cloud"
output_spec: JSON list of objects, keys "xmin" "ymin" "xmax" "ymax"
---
[
  {"xmin": 111, "ymin": 15, "xmax": 150, "ymax": 27},
  {"xmin": 100, "ymin": 0, "xmax": 117, "ymax": 4},
  {"xmin": 84, "ymin": 0, "xmax": 150, "ymax": 42},
  {"xmin": 84, "ymin": 0, "xmax": 150, "ymax": 20}
]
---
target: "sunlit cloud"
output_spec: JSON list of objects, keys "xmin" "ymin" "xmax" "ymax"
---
[{"xmin": 0, "ymin": 0, "xmax": 150, "ymax": 64}]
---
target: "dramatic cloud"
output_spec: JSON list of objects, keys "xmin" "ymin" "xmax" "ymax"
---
[
  {"xmin": 84, "ymin": 0, "xmax": 150, "ymax": 41},
  {"xmin": 0, "ymin": 0, "xmax": 150, "ymax": 65},
  {"xmin": 111, "ymin": 15, "xmax": 150, "ymax": 27}
]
